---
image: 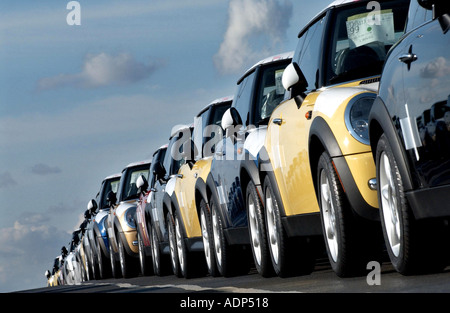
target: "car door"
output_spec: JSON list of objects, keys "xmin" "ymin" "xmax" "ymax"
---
[
  {"xmin": 397, "ymin": 15, "xmax": 450, "ymax": 188},
  {"xmin": 266, "ymin": 16, "xmax": 326, "ymax": 217}
]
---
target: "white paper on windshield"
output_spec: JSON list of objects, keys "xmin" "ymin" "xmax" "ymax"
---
[{"xmin": 346, "ymin": 10, "xmax": 394, "ymax": 49}]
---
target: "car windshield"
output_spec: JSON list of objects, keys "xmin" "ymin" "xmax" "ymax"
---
[
  {"xmin": 326, "ymin": 0, "xmax": 409, "ymax": 85},
  {"xmin": 122, "ymin": 166, "xmax": 149, "ymax": 201}
]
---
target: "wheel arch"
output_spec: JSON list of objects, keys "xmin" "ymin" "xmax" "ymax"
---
[{"xmin": 369, "ymin": 96, "xmax": 414, "ymax": 191}]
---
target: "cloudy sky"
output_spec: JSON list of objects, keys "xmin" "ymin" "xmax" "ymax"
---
[{"xmin": 0, "ymin": 0, "xmax": 330, "ymax": 292}]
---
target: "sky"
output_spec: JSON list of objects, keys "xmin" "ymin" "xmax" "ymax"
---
[{"xmin": 0, "ymin": 0, "xmax": 331, "ymax": 292}]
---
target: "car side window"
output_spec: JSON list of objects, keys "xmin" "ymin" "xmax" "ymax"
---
[
  {"xmin": 233, "ymin": 72, "xmax": 256, "ymax": 127},
  {"xmin": 295, "ymin": 16, "xmax": 325, "ymax": 92},
  {"xmin": 255, "ymin": 63, "xmax": 288, "ymax": 123}
]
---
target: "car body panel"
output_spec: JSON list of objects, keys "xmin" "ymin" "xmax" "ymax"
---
[
  {"xmin": 370, "ymin": 0, "xmax": 450, "ymax": 219},
  {"xmin": 172, "ymin": 98, "xmax": 232, "ymax": 242}
]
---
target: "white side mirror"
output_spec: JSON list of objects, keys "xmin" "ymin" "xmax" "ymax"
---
[
  {"xmin": 221, "ymin": 108, "xmax": 234, "ymax": 130},
  {"xmin": 282, "ymin": 63, "xmax": 300, "ymax": 91},
  {"xmin": 136, "ymin": 175, "xmax": 146, "ymax": 189}
]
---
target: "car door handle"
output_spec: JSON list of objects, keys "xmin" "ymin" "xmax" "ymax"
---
[
  {"xmin": 273, "ymin": 118, "xmax": 283, "ymax": 126},
  {"xmin": 399, "ymin": 53, "xmax": 417, "ymax": 64}
]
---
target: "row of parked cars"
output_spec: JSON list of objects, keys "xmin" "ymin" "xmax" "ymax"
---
[{"xmin": 46, "ymin": 0, "xmax": 450, "ymax": 287}]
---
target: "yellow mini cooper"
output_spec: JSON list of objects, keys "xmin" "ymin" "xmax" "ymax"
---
[
  {"xmin": 259, "ymin": 0, "xmax": 410, "ymax": 277},
  {"xmin": 170, "ymin": 96, "xmax": 232, "ymax": 278}
]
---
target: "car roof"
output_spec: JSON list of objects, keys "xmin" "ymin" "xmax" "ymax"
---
[
  {"xmin": 124, "ymin": 159, "xmax": 152, "ymax": 169},
  {"xmin": 197, "ymin": 95, "xmax": 234, "ymax": 117},
  {"xmin": 238, "ymin": 51, "xmax": 294, "ymax": 84},
  {"xmin": 170, "ymin": 123, "xmax": 192, "ymax": 138},
  {"xmin": 302, "ymin": 0, "xmax": 375, "ymax": 37},
  {"xmin": 104, "ymin": 173, "xmax": 121, "ymax": 180},
  {"xmin": 152, "ymin": 143, "xmax": 169, "ymax": 157}
]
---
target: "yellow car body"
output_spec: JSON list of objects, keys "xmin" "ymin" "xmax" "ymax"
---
[
  {"xmin": 169, "ymin": 96, "xmax": 232, "ymax": 277},
  {"xmin": 258, "ymin": 0, "xmax": 410, "ymax": 277},
  {"xmin": 174, "ymin": 157, "xmax": 213, "ymax": 239},
  {"xmin": 266, "ymin": 81, "xmax": 379, "ymax": 220}
]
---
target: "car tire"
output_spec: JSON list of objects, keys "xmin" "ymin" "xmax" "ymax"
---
[
  {"xmin": 263, "ymin": 176, "xmax": 315, "ymax": 277},
  {"xmin": 317, "ymin": 151, "xmax": 380, "ymax": 277},
  {"xmin": 376, "ymin": 134, "xmax": 449, "ymax": 275},
  {"xmin": 210, "ymin": 196, "xmax": 250, "ymax": 277},
  {"xmin": 175, "ymin": 212, "xmax": 207, "ymax": 279},
  {"xmin": 118, "ymin": 237, "xmax": 137, "ymax": 278},
  {"xmin": 200, "ymin": 199, "xmax": 220, "ymax": 277},
  {"xmin": 109, "ymin": 240, "xmax": 121, "ymax": 279},
  {"xmin": 96, "ymin": 237, "xmax": 111, "ymax": 279},
  {"xmin": 167, "ymin": 212, "xmax": 182, "ymax": 277},
  {"xmin": 150, "ymin": 223, "xmax": 170, "ymax": 276},
  {"xmin": 246, "ymin": 180, "xmax": 274, "ymax": 277},
  {"xmin": 138, "ymin": 231, "xmax": 153, "ymax": 276}
]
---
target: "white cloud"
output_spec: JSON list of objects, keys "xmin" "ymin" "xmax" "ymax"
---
[
  {"xmin": 214, "ymin": 0, "xmax": 293, "ymax": 75},
  {"xmin": 37, "ymin": 52, "xmax": 162, "ymax": 90},
  {"xmin": 0, "ymin": 219, "xmax": 70, "ymax": 292}
]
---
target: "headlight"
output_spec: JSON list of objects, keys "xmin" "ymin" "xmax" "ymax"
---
[
  {"xmin": 344, "ymin": 93, "xmax": 376, "ymax": 145},
  {"xmin": 124, "ymin": 207, "xmax": 137, "ymax": 229}
]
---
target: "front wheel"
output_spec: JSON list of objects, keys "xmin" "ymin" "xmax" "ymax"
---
[
  {"xmin": 263, "ymin": 176, "xmax": 314, "ymax": 277},
  {"xmin": 167, "ymin": 212, "xmax": 182, "ymax": 277},
  {"xmin": 200, "ymin": 199, "xmax": 220, "ymax": 277},
  {"xmin": 175, "ymin": 212, "xmax": 207, "ymax": 278},
  {"xmin": 109, "ymin": 240, "xmax": 121, "ymax": 279},
  {"xmin": 138, "ymin": 231, "xmax": 153, "ymax": 276},
  {"xmin": 246, "ymin": 180, "xmax": 273, "ymax": 277},
  {"xmin": 376, "ymin": 134, "xmax": 449, "ymax": 274},
  {"xmin": 317, "ymin": 151, "xmax": 379, "ymax": 277},
  {"xmin": 118, "ymin": 237, "xmax": 137, "ymax": 278},
  {"xmin": 150, "ymin": 223, "xmax": 170, "ymax": 276},
  {"xmin": 211, "ymin": 196, "xmax": 250, "ymax": 277}
]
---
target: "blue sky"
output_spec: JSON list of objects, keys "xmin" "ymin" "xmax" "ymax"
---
[{"xmin": 0, "ymin": 0, "xmax": 330, "ymax": 292}]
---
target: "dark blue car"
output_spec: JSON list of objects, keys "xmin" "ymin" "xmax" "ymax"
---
[{"xmin": 369, "ymin": 0, "xmax": 450, "ymax": 275}]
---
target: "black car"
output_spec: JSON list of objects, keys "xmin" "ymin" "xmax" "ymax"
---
[
  {"xmin": 204, "ymin": 52, "xmax": 293, "ymax": 277},
  {"xmin": 369, "ymin": 0, "xmax": 450, "ymax": 275},
  {"xmin": 147, "ymin": 124, "xmax": 192, "ymax": 276}
]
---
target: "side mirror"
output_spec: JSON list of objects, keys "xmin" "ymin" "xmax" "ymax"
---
[
  {"xmin": 106, "ymin": 191, "xmax": 117, "ymax": 207},
  {"xmin": 418, "ymin": 0, "xmax": 450, "ymax": 20},
  {"xmin": 45, "ymin": 270, "xmax": 51, "ymax": 279},
  {"xmin": 221, "ymin": 107, "xmax": 242, "ymax": 131},
  {"xmin": 87, "ymin": 199, "xmax": 98, "ymax": 214},
  {"xmin": 153, "ymin": 161, "xmax": 166, "ymax": 181},
  {"xmin": 282, "ymin": 62, "xmax": 308, "ymax": 97},
  {"xmin": 136, "ymin": 174, "xmax": 149, "ymax": 194}
]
